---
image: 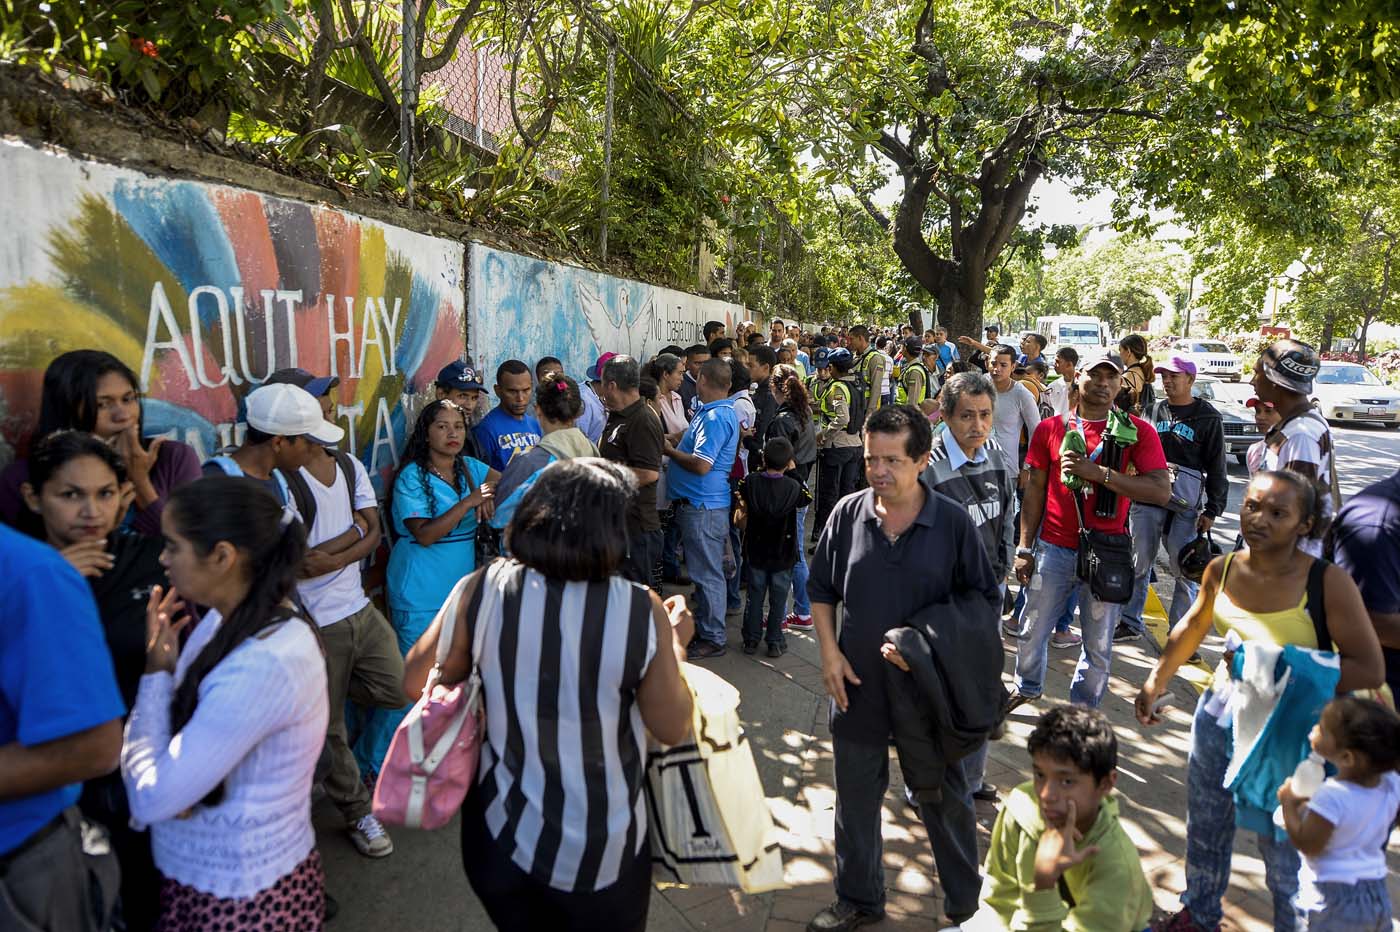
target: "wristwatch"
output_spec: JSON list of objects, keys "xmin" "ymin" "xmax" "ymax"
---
[{"xmin": 1016, "ymin": 546, "xmax": 1034, "ymax": 558}]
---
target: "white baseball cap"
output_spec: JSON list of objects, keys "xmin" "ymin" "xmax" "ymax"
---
[{"xmin": 246, "ymin": 383, "xmax": 345, "ymax": 445}]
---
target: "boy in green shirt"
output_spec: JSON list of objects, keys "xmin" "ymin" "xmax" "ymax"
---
[{"xmin": 960, "ymin": 706, "xmax": 1154, "ymax": 932}]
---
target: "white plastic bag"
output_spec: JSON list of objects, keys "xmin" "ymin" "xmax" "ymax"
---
[{"xmin": 644, "ymin": 663, "xmax": 785, "ymax": 892}]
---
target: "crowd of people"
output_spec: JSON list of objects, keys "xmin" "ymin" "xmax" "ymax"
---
[{"xmin": 1, "ymin": 319, "xmax": 1397, "ymax": 932}]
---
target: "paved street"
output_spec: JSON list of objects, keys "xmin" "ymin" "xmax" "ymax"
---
[{"xmin": 316, "ymin": 420, "xmax": 1400, "ymax": 932}]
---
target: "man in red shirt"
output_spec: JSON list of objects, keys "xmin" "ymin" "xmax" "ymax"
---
[{"xmin": 1008, "ymin": 350, "xmax": 1171, "ymax": 708}]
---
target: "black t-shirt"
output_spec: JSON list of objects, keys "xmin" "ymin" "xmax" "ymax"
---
[
  {"xmin": 89, "ymin": 530, "xmax": 169, "ymax": 708},
  {"xmin": 738, "ymin": 472, "xmax": 810, "ymax": 571},
  {"xmin": 599, "ymin": 398, "xmax": 665, "ymax": 532}
]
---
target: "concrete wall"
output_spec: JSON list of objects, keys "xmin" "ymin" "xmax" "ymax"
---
[
  {"xmin": 468, "ymin": 242, "xmax": 744, "ymax": 384},
  {"xmin": 0, "ymin": 139, "xmax": 464, "ymax": 490}
]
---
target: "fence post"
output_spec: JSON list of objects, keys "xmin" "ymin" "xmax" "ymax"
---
[
  {"xmin": 401, "ymin": 0, "xmax": 417, "ymax": 200},
  {"xmin": 599, "ymin": 43, "xmax": 616, "ymax": 261}
]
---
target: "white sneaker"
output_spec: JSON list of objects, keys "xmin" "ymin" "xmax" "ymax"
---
[{"xmin": 349, "ymin": 813, "xmax": 394, "ymax": 858}]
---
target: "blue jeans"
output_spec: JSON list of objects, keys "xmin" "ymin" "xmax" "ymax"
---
[
  {"xmin": 726, "ymin": 520, "xmax": 744, "ymax": 612},
  {"xmin": 1182, "ymin": 691, "xmax": 1300, "ymax": 931},
  {"xmin": 1121, "ymin": 503, "xmax": 1200, "ymax": 636},
  {"xmin": 742, "ymin": 566, "xmax": 792, "ymax": 646},
  {"xmin": 1295, "ymin": 879, "xmax": 1390, "ymax": 931},
  {"xmin": 674, "ymin": 502, "xmax": 729, "ymax": 646},
  {"xmin": 960, "ymin": 743, "xmax": 989, "ymax": 799},
  {"xmin": 1013, "ymin": 542, "xmax": 1121, "ymax": 706},
  {"xmin": 1009, "ymin": 585, "xmax": 1076, "ymax": 635},
  {"xmin": 660, "ymin": 507, "xmax": 681, "ymax": 579},
  {"xmin": 790, "ymin": 506, "xmax": 811, "ymax": 616}
]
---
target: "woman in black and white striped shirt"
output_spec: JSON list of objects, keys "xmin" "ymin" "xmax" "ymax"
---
[{"xmin": 404, "ymin": 457, "xmax": 693, "ymax": 931}]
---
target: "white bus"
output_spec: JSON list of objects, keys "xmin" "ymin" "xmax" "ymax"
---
[{"xmin": 1036, "ymin": 315, "xmax": 1111, "ymax": 357}]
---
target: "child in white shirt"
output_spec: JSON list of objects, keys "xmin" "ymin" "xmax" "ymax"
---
[{"xmin": 1277, "ymin": 696, "xmax": 1400, "ymax": 932}]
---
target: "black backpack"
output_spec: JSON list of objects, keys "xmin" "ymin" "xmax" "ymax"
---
[
  {"xmin": 281, "ymin": 450, "xmax": 359, "ymax": 532},
  {"xmin": 836, "ymin": 379, "xmax": 867, "ymax": 435},
  {"xmin": 1136, "ymin": 380, "xmax": 1156, "ymax": 416}
]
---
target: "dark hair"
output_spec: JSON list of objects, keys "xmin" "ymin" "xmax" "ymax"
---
[
  {"xmin": 865, "ymin": 404, "xmax": 932, "ymax": 458},
  {"xmin": 534, "ymin": 356, "xmax": 563, "ymax": 379},
  {"xmin": 745, "ymin": 332, "xmax": 764, "ymax": 347},
  {"xmin": 703, "ymin": 320, "xmax": 725, "ymax": 340},
  {"xmin": 684, "ymin": 343, "xmax": 710, "ymax": 360},
  {"xmin": 875, "ymin": 336, "xmax": 889, "ymax": 350},
  {"xmin": 1028, "ymin": 360, "xmax": 1049, "ymax": 378},
  {"xmin": 1324, "ymin": 696, "xmax": 1400, "ymax": 773},
  {"xmin": 1057, "ymin": 346, "xmax": 1080, "ymax": 364},
  {"xmin": 750, "ymin": 345, "xmax": 778, "ymax": 368},
  {"xmin": 991, "ymin": 343, "xmax": 1018, "ymax": 362},
  {"xmin": 602, "ymin": 355, "xmax": 641, "ymax": 391},
  {"xmin": 394, "ymin": 400, "xmax": 472, "ymax": 520},
  {"xmin": 1251, "ymin": 470, "xmax": 1329, "ymax": 540},
  {"xmin": 940, "ymin": 371, "xmax": 996, "ymax": 416},
  {"xmin": 762, "ymin": 435, "xmax": 794, "ymax": 470},
  {"xmin": 243, "ymin": 426, "xmax": 278, "ymax": 447},
  {"xmin": 37, "ymin": 350, "xmax": 143, "ymax": 441},
  {"xmin": 534, "ymin": 372, "xmax": 583, "ymax": 424},
  {"xmin": 508, "ymin": 458, "xmax": 635, "ymax": 581},
  {"xmin": 639, "ymin": 376, "xmax": 659, "ymax": 401},
  {"xmin": 1027, "ymin": 704, "xmax": 1118, "ymax": 782},
  {"xmin": 699, "ymin": 358, "xmax": 732, "ymax": 392},
  {"xmin": 849, "ymin": 324, "xmax": 869, "ymax": 338},
  {"xmin": 1025, "ymin": 333, "xmax": 1048, "ymax": 352},
  {"xmin": 166, "ymin": 476, "xmax": 311, "ymax": 805},
  {"xmin": 659, "ymin": 344, "xmax": 685, "ymax": 358},
  {"xmin": 772, "ymin": 364, "xmax": 811, "ymax": 421},
  {"xmin": 727, "ymin": 358, "xmax": 751, "ymax": 397},
  {"xmin": 496, "ymin": 359, "xmax": 531, "ymax": 383},
  {"xmin": 648, "ymin": 353, "xmax": 682, "ymax": 383},
  {"xmin": 1118, "ymin": 334, "xmax": 1149, "ymax": 362},
  {"xmin": 708, "ymin": 338, "xmax": 734, "ymax": 356},
  {"xmin": 28, "ymin": 429, "xmax": 127, "ymax": 492}
]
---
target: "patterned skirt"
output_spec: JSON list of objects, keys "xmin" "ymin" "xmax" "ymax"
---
[{"xmin": 154, "ymin": 850, "xmax": 324, "ymax": 932}]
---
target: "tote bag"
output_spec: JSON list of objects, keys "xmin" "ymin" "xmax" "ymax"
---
[{"xmin": 644, "ymin": 663, "xmax": 785, "ymax": 892}]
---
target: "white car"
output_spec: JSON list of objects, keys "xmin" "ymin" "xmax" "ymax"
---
[
  {"xmin": 1168, "ymin": 339, "xmax": 1244, "ymax": 382},
  {"xmin": 1311, "ymin": 362, "xmax": 1400, "ymax": 428}
]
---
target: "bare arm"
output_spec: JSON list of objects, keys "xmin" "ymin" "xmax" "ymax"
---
[
  {"xmin": 402, "ymin": 568, "xmax": 487, "ymax": 700},
  {"xmin": 1323, "ymin": 564, "xmax": 1385, "ymax": 693},
  {"xmin": 404, "ymin": 489, "xmax": 487, "ymax": 547},
  {"xmin": 0, "ymin": 719, "xmax": 123, "ymax": 800},
  {"xmin": 1014, "ymin": 467, "xmax": 1049, "ymax": 585},
  {"xmin": 664, "ymin": 444, "xmax": 713, "ymax": 475},
  {"xmin": 1136, "ymin": 557, "xmax": 1224, "ymax": 724},
  {"xmin": 636, "ymin": 593, "xmax": 694, "ymax": 746},
  {"xmin": 813, "ymin": 601, "xmax": 861, "ymax": 713},
  {"xmin": 628, "ymin": 467, "xmax": 660, "ymax": 486}
]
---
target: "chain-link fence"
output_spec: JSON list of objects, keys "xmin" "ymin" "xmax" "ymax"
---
[{"xmin": 3, "ymin": 0, "xmax": 814, "ymax": 316}]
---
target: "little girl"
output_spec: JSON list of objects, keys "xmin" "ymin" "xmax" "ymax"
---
[{"xmin": 1277, "ymin": 696, "xmax": 1400, "ymax": 931}]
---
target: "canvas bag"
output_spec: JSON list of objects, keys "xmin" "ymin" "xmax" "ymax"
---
[
  {"xmin": 644, "ymin": 663, "xmax": 785, "ymax": 892},
  {"xmin": 372, "ymin": 567, "xmax": 491, "ymax": 829}
]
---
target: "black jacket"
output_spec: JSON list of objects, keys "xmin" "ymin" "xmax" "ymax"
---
[
  {"xmin": 765, "ymin": 403, "xmax": 817, "ymax": 468},
  {"xmin": 883, "ymin": 586, "xmax": 1006, "ymax": 803},
  {"xmin": 1146, "ymin": 398, "xmax": 1229, "ymax": 518},
  {"xmin": 746, "ymin": 381, "xmax": 779, "ymax": 464}
]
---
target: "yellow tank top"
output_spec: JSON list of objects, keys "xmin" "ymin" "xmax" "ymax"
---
[{"xmin": 1211, "ymin": 552, "xmax": 1319, "ymax": 648}]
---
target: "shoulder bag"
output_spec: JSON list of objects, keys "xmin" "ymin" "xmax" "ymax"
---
[
  {"xmin": 372, "ymin": 566, "xmax": 491, "ymax": 829},
  {"xmin": 1071, "ymin": 490, "xmax": 1135, "ymax": 604}
]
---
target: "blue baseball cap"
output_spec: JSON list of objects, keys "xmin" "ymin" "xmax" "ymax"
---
[
  {"xmin": 264, "ymin": 367, "xmax": 339, "ymax": 398},
  {"xmin": 812, "ymin": 347, "xmax": 832, "ymax": 369},
  {"xmin": 437, "ymin": 360, "xmax": 485, "ymax": 391}
]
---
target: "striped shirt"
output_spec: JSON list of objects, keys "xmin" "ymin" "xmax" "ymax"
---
[
  {"xmin": 475, "ymin": 561, "xmax": 658, "ymax": 892},
  {"xmin": 923, "ymin": 433, "xmax": 1017, "ymax": 580}
]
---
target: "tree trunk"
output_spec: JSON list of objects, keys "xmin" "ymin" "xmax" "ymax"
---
[
  {"xmin": 1319, "ymin": 306, "xmax": 1338, "ymax": 352},
  {"xmin": 907, "ymin": 308, "xmax": 926, "ymax": 335},
  {"xmin": 1359, "ymin": 313, "xmax": 1373, "ymax": 363}
]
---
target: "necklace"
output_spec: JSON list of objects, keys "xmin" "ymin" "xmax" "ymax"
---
[{"xmin": 428, "ymin": 460, "xmax": 458, "ymax": 488}]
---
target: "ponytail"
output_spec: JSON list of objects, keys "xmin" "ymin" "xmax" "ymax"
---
[{"xmin": 165, "ymin": 476, "xmax": 312, "ymax": 807}]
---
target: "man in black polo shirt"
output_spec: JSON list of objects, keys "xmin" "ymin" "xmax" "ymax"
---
[
  {"xmin": 598, "ymin": 354, "xmax": 665, "ymax": 585},
  {"xmin": 807, "ymin": 405, "xmax": 1001, "ymax": 932}
]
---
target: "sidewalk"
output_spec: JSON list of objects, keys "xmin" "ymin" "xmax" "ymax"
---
[{"xmin": 318, "ymin": 596, "xmax": 1400, "ymax": 932}]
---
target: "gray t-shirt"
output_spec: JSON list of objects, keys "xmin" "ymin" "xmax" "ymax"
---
[{"xmin": 991, "ymin": 381, "xmax": 1041, "ymax": 475}]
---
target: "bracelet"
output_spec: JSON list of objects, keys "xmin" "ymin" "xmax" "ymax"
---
[
  {"xmin": 353, "ymin": 523, "xmax": 366, "ymax": 539},
  {"xmin": 1102, "ymin": 466, "xmax": 1112, "ymax": 487}
]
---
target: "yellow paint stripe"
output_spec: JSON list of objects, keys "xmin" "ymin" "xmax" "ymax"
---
[
  {"xmin": 1142, "ymin": 584, "xmax": 1213, "ymax": 693},
  {"xmin": 0, "ymin": 285, "xmax": 146, "ymax": 369}
]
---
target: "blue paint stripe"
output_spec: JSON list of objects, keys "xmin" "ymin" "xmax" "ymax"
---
[
  {"xmin": 113, "ymin": 180, "xmax": 242, "ymax": 317},
  {"xmin": 142, "ymin": 398, "xmax": 219, "ymax": 456},
  {"xmin": 394, "ymin": 273, "xmax": 443, "ymax": 379}
]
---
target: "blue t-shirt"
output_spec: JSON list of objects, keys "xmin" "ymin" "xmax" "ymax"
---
[
  {"xmin": 1332, "ymin": 471, "xmax": 1400, "ymax": 695},
  {"xmin": 1017, "ymin": 353, "xmax": 1047, "ymax": 369},
  {"xmin": 0, "ymin": 526, "xmax": 125, "ymax": 854},
  {"xmin": 667, "ymin": 397, "xmax": 739, "ymax": 509},
  {"xmin": 387, "ymin": 457, "xmax": 492, "ymax": 612},
  {"xmin": 473, "ymin": 407, "xmax": 543, "ymax": 473},
  {"xmin": 934, "ymin": 342, "xmax": 958, "ymax": 371}
]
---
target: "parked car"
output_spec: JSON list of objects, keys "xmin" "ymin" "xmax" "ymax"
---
[
  {"xmin": 1311, "ymin": 362, "xmax": 1400, "ymax": 428},
  {"xmin": 1150, "ymin": 374, "xmax": 1262, "ymax": 464},
  {"xmin": 1168, "ymin": 338, "xmax": 1244, "ymax": 381}
]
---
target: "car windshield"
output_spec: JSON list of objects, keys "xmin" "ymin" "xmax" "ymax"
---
[
  {"xmin": 1058, "ymin": 324, "xmax": 1099, "ymax": 342},
  {"xmin": 1316, "ymin": 365, "xmax": 1382, "ymax": 386},
  {"xmin": 1153, "ymin": 380, "xmax": 1217, "ymax": 401},
  {"xmin": 1192, "ymin": 342, "xmax": 1230, "ymax": 353}
]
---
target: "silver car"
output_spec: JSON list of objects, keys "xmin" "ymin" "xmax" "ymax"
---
[{"xmin": 1150, "ymin": 374, "xmax": 1261, "ymax": 464}]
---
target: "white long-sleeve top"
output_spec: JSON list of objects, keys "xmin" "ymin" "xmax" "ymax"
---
[{"xmin": 121, "ymin": 609, "xmax": 328, "ymax": 899}]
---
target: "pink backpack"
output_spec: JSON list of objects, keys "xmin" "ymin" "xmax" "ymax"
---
[{"xmin": 372, "ymin": 568, "xmax": 491, "ymax": 829}]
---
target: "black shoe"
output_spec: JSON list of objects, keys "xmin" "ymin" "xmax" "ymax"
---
[
  {"xmin": 1188, "ymin": 651, "xmax": 1203, "ymax": 664},
  {"xmin": 687, "ymin": 640, "xmax": 727, "ymax": 660},
  {"xmin": 1113, "ymin": 621, "xmax": 1141, "ymax": 643},
  {"xmin": 972, "ymin": 782, "xmax": 998, "ymax": 802},
  {"xmin": 743, "ymin": 640, "xmax": 759, "ymax": 655},
  {"xmin": 991, "ymin": 690, "xmax": 1033, "ymax": 740},
  {"xmin": 807, "ymin": 901, "xmax": 883, "ymax": 932},
  {"xmin": 767, "ymin": 642, "xmax": 785, "ymax": 658}
]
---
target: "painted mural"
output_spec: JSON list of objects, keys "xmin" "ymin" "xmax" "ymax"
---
[
  {"xmin": 0, "ymin": 140, "xmax": 465, "ymax": 490},
  {"xmin": 468, "ymin": 243, "xmax": 744, "ymax": 383}
]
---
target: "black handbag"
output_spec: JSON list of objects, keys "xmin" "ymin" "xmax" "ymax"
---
[{"xmin": 1071, "ymin": 492, "xmax": 1135, "ymax": 604}]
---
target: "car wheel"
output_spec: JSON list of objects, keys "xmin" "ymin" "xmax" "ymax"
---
[{"xmin": 1384, "ymin": 422, "xmax": 1400, "ymax": 430}]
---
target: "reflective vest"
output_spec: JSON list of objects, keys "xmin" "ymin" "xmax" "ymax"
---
[{"xmin": 896, "ymin": 361, "xmax": 931, "ymax": 406}]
